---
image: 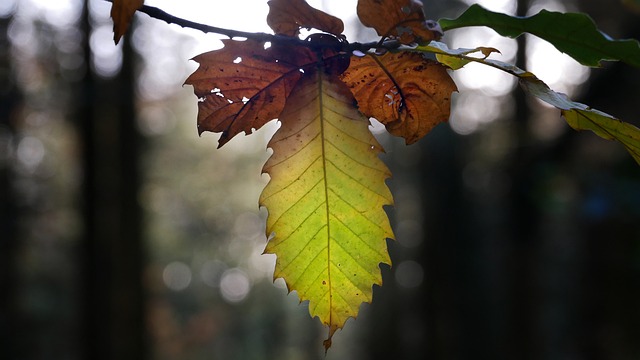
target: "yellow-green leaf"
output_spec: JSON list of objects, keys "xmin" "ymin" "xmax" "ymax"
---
[
  {"xmin": 521, "ymin": 77, "xmax": 640, "ymax": 165},
  {"xmin": 260, "ymin": 69, "xmax": 394, "ymax": 350},
  {"xmin": 425, "ymin": 41, "xmax": 500, "ymax": 70},
  {"xmin": 416, "ymin": 42, "xmax": 640, "ymax": 166}
]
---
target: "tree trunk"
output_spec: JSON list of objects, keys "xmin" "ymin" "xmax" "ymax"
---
[
  {"xmin": 78, "ymin": 1, "xmax": 146, "ymax": 359},
  {"xmin": 0, "ymin": 14, "xmax": 22, "ymax": 360}
]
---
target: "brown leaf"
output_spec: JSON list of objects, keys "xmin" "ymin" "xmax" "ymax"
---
[
  {"xmin": 267, "ymin": 0, "xmax": 344, "ymax": 36},
  {"xmin": 185, "ymin": 39, "xmax": 348, "ymax": 147},
  {"xmin": 357, "ymin": 0, "xmax": 441, "ymax": 44},
  {"xmin": 340, "ymin": 52, "xmax": 457, "ymax": 144},
  {"xmin": 110, "ymin": 0, "xmax": 143, "ymax": 44}
]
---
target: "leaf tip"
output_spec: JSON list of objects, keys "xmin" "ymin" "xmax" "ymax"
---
[
  {"xmin": 322, "ymin": 325, "xmax": 339, "ymax": 353},
  {"xmin": 109, "ymin": 0, "xmax": 144, "ymax": 45}
]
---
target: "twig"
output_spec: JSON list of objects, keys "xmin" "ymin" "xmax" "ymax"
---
[{"xmin": 103, "ymin": 0, "xmax": 390, "ymax": 53}]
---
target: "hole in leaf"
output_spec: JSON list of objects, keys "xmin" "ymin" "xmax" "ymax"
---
[
  {"xmin": 233, "ymin": 56, "xmax": 242, "ymax": 64},
  {"xmin": 263, "ymin": 42, "xmax": 271, "ymax": 49},
  {"xmin": 299, "ymin": 68, "xmax": 305, "ymax": 73},
  {"xmin": 241, "ymin": 96, "xmax": 250, "ymax": 104},
  {"xmin": 396, "ymin": 26, "xmax": 411, "ymax": 35}
]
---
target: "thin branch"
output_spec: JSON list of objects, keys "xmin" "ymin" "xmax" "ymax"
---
[
  {"xmin": 137, "ymin": 3, "xmax": 292, "ymax": 43},
  {"xmin": 103, "ymin": 0, "xmax": 390, "ymax": 53}
]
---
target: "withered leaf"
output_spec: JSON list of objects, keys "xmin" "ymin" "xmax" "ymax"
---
[
  {"xmin": 185, "ymin": 40, "xmax": 309, "ymax": 147},
  {"xmin": 340, "ymin": 52, "xmax": 457, "ymax": 144},
  {"xmin": 267, "ymin": 0, "xmax": 344, "ymax": 37},
  {"xmin": 357, "ymin": 0, "xmax": 441, "ymax": 44},
  {"xmin": 110, "ymin": 0, "xmax": 143, "ymax": 44},
  {"xmin": 185, "ymin": 39, "xmax": 348, "ymax": 147}
]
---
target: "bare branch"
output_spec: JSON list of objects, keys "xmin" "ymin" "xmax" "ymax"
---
[{"xmin": 103, "ymin": 0, "xmax": 394, "ymax": 53}]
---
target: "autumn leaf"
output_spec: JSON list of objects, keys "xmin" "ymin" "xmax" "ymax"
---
[
  {"xmin": 357, "ymin": 0, "xmax": 442, "ymax": 44},
  {"xmin": 184, "ymin": 39, "xmax": 313, "ymax": 147},
  {"xmin": 267, "ymin": 0, "xmax": 344, "ymax": 36},
  {"xmin": 110, "ymin": 0, "xmax": 143, "ymax": 44},
  {"xmin": 260, "ymin": 69, "xmax": 394, "ymax": 351},
  {"xmin": 340, "ymin": 52, "xmax": 457, "ymax": 144},
  {"xmin": 184, "ymin": 36, "xmax": 351, "ymax": 148}
]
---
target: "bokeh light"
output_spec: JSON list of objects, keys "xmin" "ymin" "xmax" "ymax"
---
[
  {"xmin": 220, "ymin": 268, "xmax": 251, "ymax": 303},
  {"xmin": 163, "ymin": 261, "xmax": 193, "ymax": 291}
]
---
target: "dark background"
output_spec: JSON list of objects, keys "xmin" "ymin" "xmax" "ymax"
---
[{"xmin": 1, "ymin": 0, "xmax": 639, "ymax": 359}]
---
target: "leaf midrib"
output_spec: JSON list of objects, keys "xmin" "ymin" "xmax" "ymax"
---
[{"xmin": 316, "ymin": 69, "xmax": 333, "ymax": 325}]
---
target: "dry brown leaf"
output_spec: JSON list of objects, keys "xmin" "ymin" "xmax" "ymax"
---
[
  {"xmin": 185, "ymin": 40, "xmax": 313, "ymax": 147},
  {"xmin": 357, "ymin": 0, "xmax": 441, "ymax": 44},
  {"xmin": 110, "ymin": 0, "xmax": 143, "ymax": 44},
  {"xmin": 267, "ymin": 0, "xmax": 344, "ymax": 36},
  {"xmin": 340, "ymin": 52, "xmax": 457, "ymax": 144},
  {"xmin": 185, "ymin": 38, "xmax": 348, "ymax": 148}
]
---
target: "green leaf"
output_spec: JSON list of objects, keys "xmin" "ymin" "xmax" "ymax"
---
[
  {"xmin": 418, "ymin": 42, "xmax": 528, "ymax": 74},
  {"xmin": 438, "ymin": 4, "xmax": 640, "ymax": 67},
  {"xmin": 260, "ymin": 69, "xmax": 394, "ymax": 350},
  {"xmin": 425, "ymin": 41, "xmax": 501, "ymax": 70},
  {"xmin": 416, "ymin": 42, "xmax": 640, "ymax": 165},
  {"xmin": 520, "ymin": 77, "xmax": 640, "ymax": 164}
]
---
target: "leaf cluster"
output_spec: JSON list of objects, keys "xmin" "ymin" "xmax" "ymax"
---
[{"xmin": 107, "ymin": 0, "xmax": 640, "ymax": 351}]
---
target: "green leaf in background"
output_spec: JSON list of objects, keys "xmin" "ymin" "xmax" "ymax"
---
[
  {"xmin": 416, "ymin": 42, "xmax": 640, "ymax": 165},
  {"xmin": 438, "ymin": 4, "xmax": 640, "ymax": 68},
  {"xmin": 521, "ymin": 77, "xmax": 640, "ymax": 165}
]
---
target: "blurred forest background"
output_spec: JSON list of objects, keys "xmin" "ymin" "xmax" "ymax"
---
[{"xmin": 1, "ymin": 0, "xmax": 640, "ymax": 359}]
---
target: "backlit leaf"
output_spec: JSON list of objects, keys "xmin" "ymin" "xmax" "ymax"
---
[
  {"xmin": 184, "ymin": 40, "xmax": 313, "ymax": 147},
  {"xmin": 340, "ymin": 52, "xmax": 457, "ymax": 144},
  {"xmin": 425, "ymin": 41, "xmax": 501, "ymax": 70},
  {"xmin": 439, "ymin": 4, "xmax": 640, "ymax": 67},
  {"xmin": 110, "ymin": 0, "xmax": 143, "ymax": 44},
  {"xmin": 521, "ymin": 77, "xmax": 640, "ymax": 165},
  {"xmin": 357, "ymin": 0, "xmax": 442, "ymax": 44},
  {"xmin": 416, "ymin": 42, "xmax": 640, "ymax": 165},
  {"xmin": 267, "ymin": 0, "xmax": 344, "ymax": 36},
  {"xmin": 260, "ymin": 69, "xmax": 394, "ymax": 350}
]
